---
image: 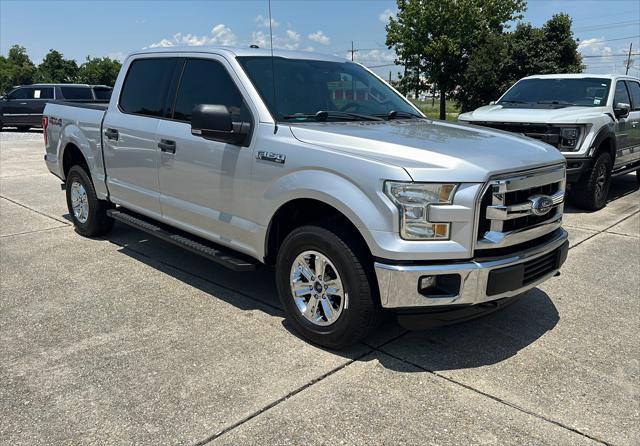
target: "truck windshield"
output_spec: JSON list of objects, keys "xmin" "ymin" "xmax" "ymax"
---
[
  {"xmin": 236, "ymin": 56, "xmax": 420, "ymax": 121},
  {"xmin": 498, "ymin": 78, "xmax": 611, "ymax": 108}
]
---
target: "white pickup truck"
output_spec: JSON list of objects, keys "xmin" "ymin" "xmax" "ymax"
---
[
  {"xmin": 459, "ymin": 74, "xmax": 640, "ymax": 210},
  {"xmin": 44, "ymin": 47, "xmax": 569, "ymax": 348}
]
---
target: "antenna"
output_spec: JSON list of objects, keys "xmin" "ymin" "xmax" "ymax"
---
[{"xmin": 268, "ymin": 0, "xmax": 278, "ymax": 133}]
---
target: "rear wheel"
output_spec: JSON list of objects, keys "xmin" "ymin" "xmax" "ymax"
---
[
  {"xmin": 275, "ymin": 225, "xmax": 380, "ymax": 349},
  {"xmin": 572, "ymin": 152, "xmax": 612, "ymax": 211},
  {"xmin": 65, "ymin": 165, "xmax": 114, "ymax": 236}
]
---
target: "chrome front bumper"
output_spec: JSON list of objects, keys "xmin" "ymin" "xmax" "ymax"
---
[{"xmin": 375, "ymin": 229, "xmax": 568, "ymax": 309}]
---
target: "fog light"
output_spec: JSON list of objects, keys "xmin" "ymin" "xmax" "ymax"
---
[
  {"xmin": 418, "ymin": 274, "xmax": 462, "ymax": 297},
  {"xmin": 419, "ymin": 275, "xmax": 436, "ymax": 291}
]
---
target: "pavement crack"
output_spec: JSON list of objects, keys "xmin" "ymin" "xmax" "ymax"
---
[
  {"xmin": 373, "ymin": 347, "xmax": 611, "ymax": 445},
  {"xmin": 569, "ymin": 209, "xmax": 639, "ymax": 250},
  {"xmin": 0, "ymin": 225, "xmax": 69, "ymax": 239},
  {"xmin": 194, "ymin": 330, "xmax": 410, "ymax": 445},
  {"xmin": 0, "ymin": 195, "xmax": 70, "ymax": 225}
]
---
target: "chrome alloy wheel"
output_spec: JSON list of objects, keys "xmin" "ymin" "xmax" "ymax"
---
[
  {"xmin": 290, "ymin": 250, "xmax": 346, "ymax": 326},
  {"xmin": 70, "ymin": 180, "xmax": 89, "ymax": 223}
]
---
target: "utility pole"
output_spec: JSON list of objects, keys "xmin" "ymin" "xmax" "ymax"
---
[
  {"xmin": 349, "ymin": 41, "xmax": 358, "ymax": 61},
  {"xmin": 625, "ymin": 43, "xmax": 633, "ymax": 75}
]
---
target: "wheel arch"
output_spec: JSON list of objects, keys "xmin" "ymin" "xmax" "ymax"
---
[
  {"xmin": 590, "ymin": 125, "xmax": 617, "ymax": 161},
  {"xmin": 264, "ymin": 197, "xmax": 374, "ymax": 266}
]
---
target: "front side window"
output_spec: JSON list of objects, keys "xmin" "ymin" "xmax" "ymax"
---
[
  {"xmin": 60, "ymin": 87, "xmax": 93, "ymax": 100},
  {"xmin": 237, "ymin": 56, "xmax": 418, "ymax": 121},
  {"xmin": 173, "ymin": 58, "xmax": 249, "ymax": 122},
  {"xmin": 499, "ymin": 78, "xmax": 611, "ymax": 108},
  {"xmin": 120, "ymin": 58, "xmax": 178, "ymax": 117},
  {"xmin": 7, "ymin": 88, "xmax": 28, "ymax": 100},
  {"xmin": 614, "ymin": 81, "xmax": 631, "ymax": 106},
  {"xmin": 624, "ymin": 81, "xmax": 640, "ymax": 111}
]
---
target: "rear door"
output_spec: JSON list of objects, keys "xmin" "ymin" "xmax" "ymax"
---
[
  {"xmin": 155, "ymin": 56, "xmax": 256, "ymax": 248},
  {"xmin": 23, "ymin": 86, "xmax": 54, "ymax": 125},
  {"xmin": 102, "ymin": 56, "xmax": 181, "ymax": 217}
]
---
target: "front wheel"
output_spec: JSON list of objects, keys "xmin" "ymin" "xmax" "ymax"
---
[
  {"xmin": 275, "ymin": 225, "xmax": 380, "ymax": 349},
  {"xmin": 65, "ymin": 165, "xmax": 114, "ymax": 236},
  {"xmin": 572, "ymin": 152, "xmax": 612, "ymax": 211}
]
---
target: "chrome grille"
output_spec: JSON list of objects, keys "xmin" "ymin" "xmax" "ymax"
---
[{"xmin": 476, "ymin": 165, "xmax": 566, "ymax": 249}]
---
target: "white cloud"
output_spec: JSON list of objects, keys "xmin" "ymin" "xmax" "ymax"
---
[
  {"xmin": 577, "ymin": 37, "xmax": 612, "ymax": 56},
  {"xmin": 254, "ymin": 14, "xmax": 279, "ymax": 28},
  {"xmin": 148, "ymin": 23, "xmax": 238, "ymax": 48},
  {"xmin": 106, "ymin": 51, "xmax": 125, "ymax": 61},
  {"xmin": 349, "ymin": 49, "xmax": 396, "ymax": 65},
  {"xmin": 379, "ymin": 8, "xmax": 395, "ymax": 23},
  {"xmin": 308, "ymin": 31, "xmax": 330, "ymax": 45},
  {"xmin": 251, "ymin": 28, "xmax": 302, "ymax": 50}
]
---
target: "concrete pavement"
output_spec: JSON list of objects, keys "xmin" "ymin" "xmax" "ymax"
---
[{"xmin": 1, "ymin": 132, "xmax": 638, "ymax": 445}]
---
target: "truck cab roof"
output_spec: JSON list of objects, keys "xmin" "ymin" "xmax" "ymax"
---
[{"xmin": 130, "ymin": 45, "xmax": 346, "ymax": 63}]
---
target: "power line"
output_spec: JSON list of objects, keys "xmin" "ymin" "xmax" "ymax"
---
[
  {"xmin": 573, "ymin": 20, "xmax": 639, "ymax": 32},
  {"xmin": 581, "ymin": 52, "xmax": 639, "ymax": 58},
  {"xmin": 578, "ymin": 35, "xmax": 640, "ymax": 46}
]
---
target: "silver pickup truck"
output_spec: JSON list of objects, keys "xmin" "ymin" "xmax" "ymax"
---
[{"xmin": 44, "ymin": 47, "xmax": 569, "ymax": 349}]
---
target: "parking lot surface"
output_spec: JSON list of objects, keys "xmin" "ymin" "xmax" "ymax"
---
[{"xmin": 1, "ymin": 130, "xmax": 638, "ymax": 445}]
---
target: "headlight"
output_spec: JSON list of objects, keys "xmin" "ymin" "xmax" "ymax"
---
[
  {"xmin": 384, "ymin": 182, "xmax": 457, "ymax": 240},
  {"xmin": 558, "ymin": 126, "xmax": 582, "ymax": 151}
]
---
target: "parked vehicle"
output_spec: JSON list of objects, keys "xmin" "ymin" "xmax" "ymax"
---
[
  {"xmin": 1, "ymin": 83, "xmax": 110, "ymax": 131},
  {"xmin": 458, "ymin": 74, "xmax": 640, "ymax": 210},
  {"xmin": 43, "ymin": 47, "xmax": 569, "ymax": 348}
]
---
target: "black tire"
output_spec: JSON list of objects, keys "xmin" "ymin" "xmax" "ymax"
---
[
  {"xmin": 65, "ymin": 165, "xmax": 114, "ymax": 236},
  {"xmin": 572, "ymin": 152, "xmax": 612, "ymax": 211},
  {"xmin": 636, "ymin": 169, "xmax": 639, "ymax": 185},
  {"xmin": 16, "ymin": 126, "xmax": 30, "ymax": 132},
  {"xmin": 275, "ymin": 225, "xmax": 380, "ymax": 349}
]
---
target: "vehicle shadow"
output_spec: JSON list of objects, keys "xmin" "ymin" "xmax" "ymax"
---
[
  {"xmin": 102, "ymin": 222, "xmax": 559, "ymax": 370},
  {"xmin": 565, "ymin": 172, "xmax": 638, "ymax": 213}
]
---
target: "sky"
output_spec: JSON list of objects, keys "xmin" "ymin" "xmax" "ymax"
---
[{"xmin": 1, "ymin": 0, "xmax": 639, "ymax": 78}]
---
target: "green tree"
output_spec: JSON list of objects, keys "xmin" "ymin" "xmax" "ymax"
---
[
  {"xmin": 386, "ymin": 0, "xmax": 525, "ymax": 119},
  {"xmin": 0, "ymin": 45, "xmax": 36, "ymax": 93},
  {"xmin": 456, "ymin": 13, "xmax": 584, "ymax": 111},
  {"xmin": 77, "ymin": 56, "xmax": 121, "ymax": 86},
  {"xmin": 36, "ymin": 49, "xmax": 78, "ymax": 83}
]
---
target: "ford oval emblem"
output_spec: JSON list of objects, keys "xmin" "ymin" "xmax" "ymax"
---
[{"xmin": 529, "ymin": 195, "xmax": 555, "ymax": 216}]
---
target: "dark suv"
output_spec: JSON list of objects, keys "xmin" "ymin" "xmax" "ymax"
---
[{"xmin": 0, "ymin": 84, "xmax": 112, "ymax": 131}]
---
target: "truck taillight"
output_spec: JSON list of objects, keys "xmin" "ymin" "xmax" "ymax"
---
[{"xmin": 42, "ymin": 116, "xmax": 48, "ymax": 145}]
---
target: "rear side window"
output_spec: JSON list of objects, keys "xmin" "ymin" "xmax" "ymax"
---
[
  {"xmin": 614, "ymin": 81, "xmax": 631, "ymax": 106},
  {"xmin": 120, "ymin": 58, "xmax": 178, "ymax": 117},
  {"xmin": 60, "ymin": 87, "xmax": 93, "ymax": 100},
  {"xmin": 7, "ymin": 88, "xmax": 28, "ymax": 100},
  {"xmin": 626, "ymin": 81, "xmax": 640, "ymax": 111},
  {"xmin": 173, "ymin": 58, "xmax": 249, "ymax": 122},
  {"xmin": 26, "ymin": 87, "xmax": 54, "ymax": 99},
  {"xmin": 93, "ymin": 88, "xmax": 112, "ymax": 101}
]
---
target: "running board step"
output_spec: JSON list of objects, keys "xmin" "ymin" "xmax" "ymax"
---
[{"xmin": 107, "ymin": 209, "xmax": 257, "ymax": 272}]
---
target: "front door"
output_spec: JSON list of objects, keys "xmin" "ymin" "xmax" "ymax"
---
[
  {"xmin": 23, "ymin": 86, "xmax": 54, "ymax": 125},
  {"xmin": 102, "ymin": 56, "xmax": 180, "ymax": 217},
  {"xmin": 612, "ymin": 80, "xmax": 636, "ymax": 167},
  {"xmin": 623, "ymin": 80, "xmax": 640, "ymax": 162},
  {"xmin": 1, "ymin": 87, "xmax": 29, "ymax": 126},
  {"xmin": 156, "ymin": 56, "xmax": 255, "ymax": 251}
]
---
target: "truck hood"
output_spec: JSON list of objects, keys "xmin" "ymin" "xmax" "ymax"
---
[
  {"xmin": 459, "ymin": 104, "xmax": 609, "ymax": 124},
  {"xmin": 288, "ymin": 119, "xmax": 565, "ymax": 183}
]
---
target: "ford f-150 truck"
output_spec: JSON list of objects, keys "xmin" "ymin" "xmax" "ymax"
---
[
  {"xmin": 459, "ymin": 74, "xmax": 640, "ymax": 211},
  {"xmin": 44, "ymin": 47, "xmax": 569, "ymax": 349}
]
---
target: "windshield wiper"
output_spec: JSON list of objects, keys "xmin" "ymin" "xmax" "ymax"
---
[
  {"xmin": 536, "ymin": 100, "xmax": 575, "ymax": 106},
  {"xmin": 374, "ymin": 110, "xmax": 424, "ymax": 120},
  {"xmin": 498, "ymin": 100, "xmax": 529, "ymax": 104},
  {"xmin": 282, "ymin": 110, "xmax": 383, "ymax": 122}
]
